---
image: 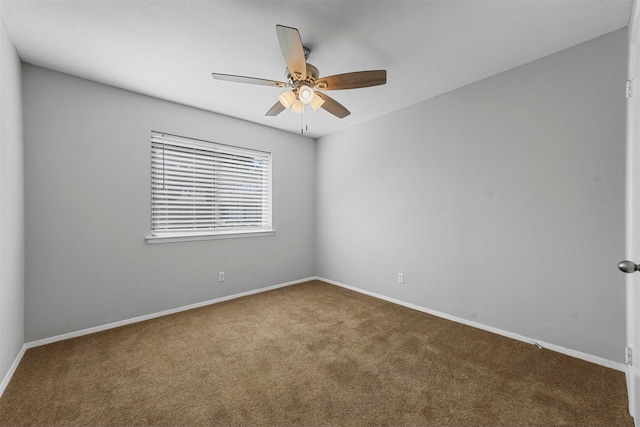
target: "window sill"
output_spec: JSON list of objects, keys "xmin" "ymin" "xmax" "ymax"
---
[{"xmin": 145, "ymin": 229, "xmax": 275, "ymax": 244}]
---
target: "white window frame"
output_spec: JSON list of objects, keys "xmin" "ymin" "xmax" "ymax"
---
[{"xmin": 146, "ymin": 132, "xmax": 274, "ymax": 244}]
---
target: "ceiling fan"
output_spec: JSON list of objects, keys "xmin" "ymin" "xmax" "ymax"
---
[{"xmin": 211, "ymin": 25, "xmax": 387, "ymax": 120}]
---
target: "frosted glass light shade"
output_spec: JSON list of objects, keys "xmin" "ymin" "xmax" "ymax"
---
[
  {"xmin": 298, "ymin": 85, "xmax": 315, "ymax": 105},
  {"xmin": 310, "ymin": 94, "xmax": 325, "ymax": 111},
  {"xmin": 291, "ymin": 99, "xmax": 304, "ymax": 115},
  {"xmin": 278, "ymin": 90, "xmax": 296, "ymax": 109}
]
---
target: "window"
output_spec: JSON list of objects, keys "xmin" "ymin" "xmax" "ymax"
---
[{"xmin": 148, "ymin": 132, "xmax": 272, "ymax": 243}]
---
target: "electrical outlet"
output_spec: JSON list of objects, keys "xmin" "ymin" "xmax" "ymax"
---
[
  {"xmin": 218, "ymin": 272, "xmax": 225, "ymax": 282},
  {"xmin": 398, "ymin": 273, "xmax": 404, "ymax": 284}
]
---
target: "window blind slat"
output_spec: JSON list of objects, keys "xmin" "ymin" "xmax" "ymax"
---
[
  {"xmin": 151, "ymin": 145, "xmax": 269, "ymax": 166},
  {"xmin": 151, "ymin": 155, "xmax": 269, "ymax": 173}
]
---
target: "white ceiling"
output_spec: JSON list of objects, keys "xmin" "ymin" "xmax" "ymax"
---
[{"xmin": 0, "ymin": 0, "xmax": 633, "ymax": 138}]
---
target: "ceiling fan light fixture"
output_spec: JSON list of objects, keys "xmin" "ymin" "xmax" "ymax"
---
[
  {"xmin": 291, "ymin": 99, "xmax": 304, "ymax": 115},
  {"xmin": 298, "ymin": 85, "xmax": 315, "ymax": 104},
  {"xmin": 310, "ymin": 94, "xmax": 325, "ymax": 112},
  {"xmin": 278, "ymin": 90, "xmax": 296, "ymax": 108}
]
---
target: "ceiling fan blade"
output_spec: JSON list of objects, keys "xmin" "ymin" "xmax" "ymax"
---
[
  {"xmin": 315, "ymin": 92, "xmax": 350, "ymax": 119},
  {"xmin": 276, "ymin": 25, "xmax": 307, "ymax": 80},
  {"xmin": 316, "ymin": 70, "xmax": 387, "ymax": 91},
  {"xmin": 212, "ymin": 73, "xmax": 287, "ymax": 88},
  {"xmin": 265, "ymin": 101, "xmax": 286, "ymax": 116}
]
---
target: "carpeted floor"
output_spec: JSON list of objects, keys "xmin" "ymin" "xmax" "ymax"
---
[{"xmin": 0, "ymin": 280, "xmax": 633, "ymax": 426}]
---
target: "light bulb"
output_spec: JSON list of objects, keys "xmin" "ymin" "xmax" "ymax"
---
[
  {"xmin": 291, "ymin": 99, "xmax": 304, "ymax": 115},
  {"xmin": 298, "ymin": 85, "xmax": 315, "ymax": 105},
  {"xmin": 278, "ymin": 90, "xmax": 296, "ymax": 109}
]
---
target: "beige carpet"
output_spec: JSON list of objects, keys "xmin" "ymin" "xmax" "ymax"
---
[{"xmin": 0, "ymin": 280, "xmax": 633, "ymax": 426}]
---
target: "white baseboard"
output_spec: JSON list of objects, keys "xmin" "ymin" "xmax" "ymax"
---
[
  {"xmin": 317, "ymin": 276, "xmax": 626, "ymax": 373},
  {"xmin": 0, "ymin": 344, "xmax": 27, "ymax": 398},
  {"xmin": 25, "ymin": 276, "xmax": 315, "ymax": 349}
]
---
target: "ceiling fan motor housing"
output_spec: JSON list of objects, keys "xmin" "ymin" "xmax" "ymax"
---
[{"xmin": 287, "ymin": 62, "xmax": 319, "ymax": 89}]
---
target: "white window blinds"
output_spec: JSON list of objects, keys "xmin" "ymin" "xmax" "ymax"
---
[{"xmin": 150, "ymin": 132, "xmax": 272, "ymax": 237}]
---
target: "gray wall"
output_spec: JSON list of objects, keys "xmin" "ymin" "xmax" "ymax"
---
[
  {"xmin": 23, "ymin": 65, "xmax": 315, "ymax": 342},
  {"xmin": 0, "ymin": 18, "xmax": 24, "ymax": 384},
  {"xmin": 316, "ymin": 29, "xmax": 627, "ymax": 362}
]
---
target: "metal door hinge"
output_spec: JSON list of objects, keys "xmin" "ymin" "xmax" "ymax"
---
[
  {"xmin": 627, "ymin": 80, "xmax": 634, "ymax": 98},
  {"xmin": 626, "ymin": 346, "xmax": 633, "ymax": 365}
]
